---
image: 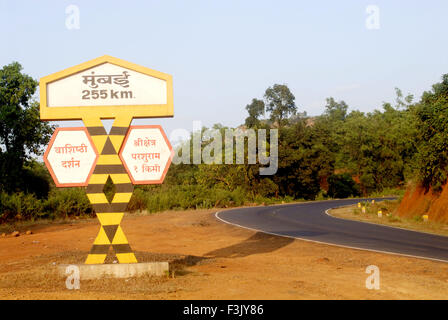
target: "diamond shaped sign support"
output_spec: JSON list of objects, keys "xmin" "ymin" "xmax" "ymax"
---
[{"xmin": 82, "ymin": 116, "xmax": 138, "ymax": 265}]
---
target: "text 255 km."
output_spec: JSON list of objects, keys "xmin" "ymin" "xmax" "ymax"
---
[{"xmin": 81, "ymin": 89, "xmax": 134, "ymax": 100}]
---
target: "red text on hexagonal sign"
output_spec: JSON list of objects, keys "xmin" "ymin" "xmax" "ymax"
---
[
  {"xmin": 119, "ymin": 125, "xmax": 173, "ymax": 184},
  {"xmin": 44, "ymin": 127, "xmax": 99, "ymax": 187}
]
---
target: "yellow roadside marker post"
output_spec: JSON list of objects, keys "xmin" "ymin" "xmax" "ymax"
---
[
  {"xmin": 40, "ymin": 55, "xmax": 174, "ymax": 264},
  {"xmin": 423, "ymin": 215, "xmax": 429, "ymax": 222},
  {"xmin": 377, "ymin": 210, "xmax": 382, "ymax": 218}
]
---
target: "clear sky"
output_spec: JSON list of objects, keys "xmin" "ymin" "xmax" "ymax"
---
[{"xmin": 1, "ymin": 0, "xmax": 448, "ymax": 137}]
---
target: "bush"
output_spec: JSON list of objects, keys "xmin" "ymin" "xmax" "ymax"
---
[
  {"xmin": 42, "ymin": 188, "xmax": 93, "ymax": 219},
  {"xmin": 127, "ymin": 184, "xmax": 254, "ymax": 213},
  {"xmin": 0, "ymin": 191, "xmax": 43, "ymax": 222},
  {"xmin": 413, "ymin": 215, "xmax": 423, "ymax": 222},
  {"xmin": 327, "ymin": 174, "xmax": 361, "ymax": 198},
  {"xmin": 20, "ymin": 161, "xmax": 52, "ymax": 199},
  {"xmin": 369, "ymin": 187, "xmax": 405, "ymax": 198},
  {"xmin": 315, "ymin": 190, "xmax": 328, "ymax": 200},
  {"xmin": 388, "ymin": 215, "xmax": 402, "ymax": 223},
  {"xmin": 126, "ymin": 188, "xmax": 147, "ymax": 213}
]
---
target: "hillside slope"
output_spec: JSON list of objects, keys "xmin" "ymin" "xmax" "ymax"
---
[{"xmin": 396, "ymin": 183, "xmax": 448, "ymax": 223}]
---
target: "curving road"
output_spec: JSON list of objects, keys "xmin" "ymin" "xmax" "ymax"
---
[{"xmin": 216, "ymin": 198, "xmax": 448, "ymax": 262}]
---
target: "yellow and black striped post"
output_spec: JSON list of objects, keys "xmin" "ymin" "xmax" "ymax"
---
[{"xmin": 83, "ymin": 116, "xmax": 137, "ymax": 264}]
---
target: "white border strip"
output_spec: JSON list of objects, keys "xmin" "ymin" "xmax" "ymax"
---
[{"xmin": 215, "ymin": 202, "xmax": 448, "ymax": 264}]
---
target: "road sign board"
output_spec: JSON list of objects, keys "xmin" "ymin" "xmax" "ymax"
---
[
  {"xmin": 39, "ymin": 55, "xmax": 173, "ymax": 121},
  {"xmin": 119, "ymin": 125, "xmax": 173, "ymax": 184},
  {"xmin": 44, "ymin": 127, "xmax": 99, "ymax": 187},
  {"xmin": 39, "ymin": 56, "xmax": 175, "ymax": 264}
]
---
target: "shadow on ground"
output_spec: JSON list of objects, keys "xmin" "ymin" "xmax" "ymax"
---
[
  {"xmin": 168, "ymin": 232, "xmax": 294, "ymax": 273},
  {"xmin": 204, "ymin": 232, "xmax": 294, "ymax": 259},
  {"xmin": 136, "ymin": 232, "xmax": 294, "ymax": 272}
]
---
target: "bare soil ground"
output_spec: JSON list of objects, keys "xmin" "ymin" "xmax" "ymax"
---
[{"xmin": 0, "ymin": 207, "xmax": 448, "ymax": 299}]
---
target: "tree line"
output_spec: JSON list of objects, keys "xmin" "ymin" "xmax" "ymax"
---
[
  {"xmin": 159, "ymin": 75, "xmax": 448, "ymax": 203},
  {"xmin": 1, "ymin": 61, "xmax": 448, "ymax": 221}
]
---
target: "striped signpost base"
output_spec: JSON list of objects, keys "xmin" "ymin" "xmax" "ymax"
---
[{"xmin": 83, "ymin": 117, "xmax": 137, "ymax": 264}]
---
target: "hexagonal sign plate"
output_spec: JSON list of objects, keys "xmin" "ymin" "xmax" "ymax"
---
[
  {"xmin": 44, "ymin": 127, "xmax": 99, "ymax": 187},
  {"xmin": 119, "ymin": 125, "xmax": 173, "ymax": 184}
]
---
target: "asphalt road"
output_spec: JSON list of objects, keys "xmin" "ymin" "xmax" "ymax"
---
[{"xmin": 216, "ymin": 198, "xmax": 448, "ymax": 262}]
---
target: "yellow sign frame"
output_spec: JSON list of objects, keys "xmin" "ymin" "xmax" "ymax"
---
[{"xmin": 39, "ymin": 55, "xmax": 173, "ymax": 121}]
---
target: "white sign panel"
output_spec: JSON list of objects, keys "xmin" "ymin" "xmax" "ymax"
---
[
  {"xmin": 46, "ymin": 62, "xmax": 168, "ymax": 107},
  {"xmin": 119, "ymin": 126, "xmax": 173, "ymax": 184},
  {"xmin": 44, "ymin": 128, "xmax": 99, "ymax": 187}
]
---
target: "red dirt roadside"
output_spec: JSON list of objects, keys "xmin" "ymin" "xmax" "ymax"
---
[{"xmin": 0, "ymin": 208, "xmax": 447, "ymax": 299}]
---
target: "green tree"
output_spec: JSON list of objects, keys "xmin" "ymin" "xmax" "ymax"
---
[
  {"xmin": 394, "ymin": 87, "xmax": 414, "ymax": 109},
  {"xmin": 0, "ymin": 62, "xmax": 54, "ymax": 193},
  {"xmin": 312, "ymin": 97, "xmax": 349, "ymax": 172},
  {"xmin": 413, "ymin": 74, "xmax": 448, "ymax": 191},
  {"xmin": 272, "ymin": 120, "xmax": 327, "ymax": 199},
  {"xmin": 337, "ymin": 97, "xmax": 416, "ymax": 194},
  {"xmin": 244, "ymin": 98, "xmax": 265, "ymax": 128},
  {"xmin": 264, "ymin": 84, "xmax": 297, "ymax": 127},
  {"xmin": 323, "ymin": 97, "xmax": 348, "ymax": 122}
]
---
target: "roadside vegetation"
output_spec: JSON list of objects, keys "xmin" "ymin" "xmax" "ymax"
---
[{"xmin": 1, "ymin": 61, "xmax": 448, "ymax": 226}]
